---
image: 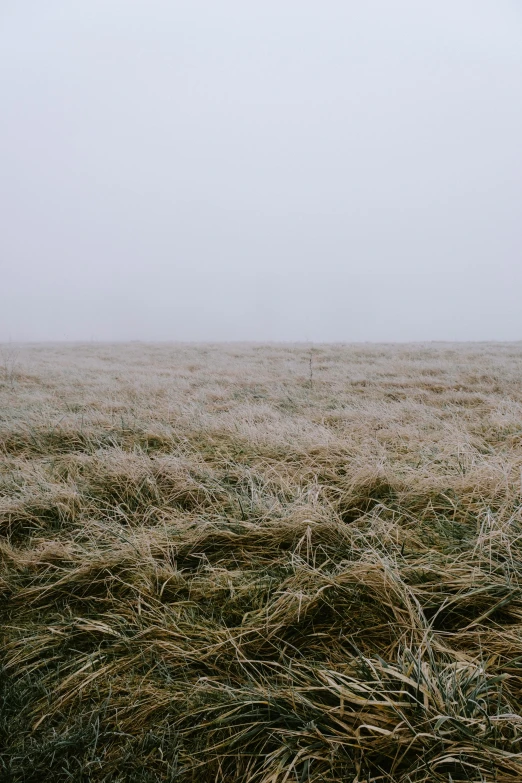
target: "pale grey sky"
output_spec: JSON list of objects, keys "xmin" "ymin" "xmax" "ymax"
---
[{"xmin": 1, "ymin": 0, "xmax": 521, "ymax": 341}]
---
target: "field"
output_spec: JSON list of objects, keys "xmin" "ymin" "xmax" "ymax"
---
[{"xmin": 2, "ymin": 342, "xmax": 522, "ymax": 782}]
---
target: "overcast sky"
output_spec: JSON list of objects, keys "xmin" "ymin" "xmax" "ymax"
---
[{"xmin": 1, "ymin": 0, "xmax": 522, "ymax": 342}]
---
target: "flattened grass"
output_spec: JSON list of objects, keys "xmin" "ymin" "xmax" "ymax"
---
[{"xmin": 2, "ymin": 343, "xmax": 522, "ymax": 781}]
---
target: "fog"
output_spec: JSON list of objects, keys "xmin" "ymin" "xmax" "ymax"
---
[{"xmin": 1, "ymin": 0, "xmax": 522, "ymax": 342}]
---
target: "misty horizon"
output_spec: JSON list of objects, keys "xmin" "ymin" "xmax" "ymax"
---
[{"xmin": 2, "ymin": 1, "xmax": 522, "ymax": 342}]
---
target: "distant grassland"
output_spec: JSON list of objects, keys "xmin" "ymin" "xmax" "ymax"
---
[{"xmin": 2, "ymin": 342, "xmax": 522, "ymax": 782}]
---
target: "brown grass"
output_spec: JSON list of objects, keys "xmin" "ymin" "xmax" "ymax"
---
[{"xmin": 2, "ymin": 342, "xmax": 522, "ymax": 781}]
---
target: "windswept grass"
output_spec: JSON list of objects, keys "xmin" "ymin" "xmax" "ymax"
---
[{"xmin": 2, "ymin": 342, "xmax": 522, "ymax": 781}]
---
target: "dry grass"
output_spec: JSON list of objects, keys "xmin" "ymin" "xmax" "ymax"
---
[{"xmin": 2, "ymin": 342, "xmax": 522, "ymax": 782}]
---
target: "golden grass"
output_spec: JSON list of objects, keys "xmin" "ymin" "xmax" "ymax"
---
[{"xmin": 2, "ymin": 342, "xmax": 522, "ymax": 781}]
